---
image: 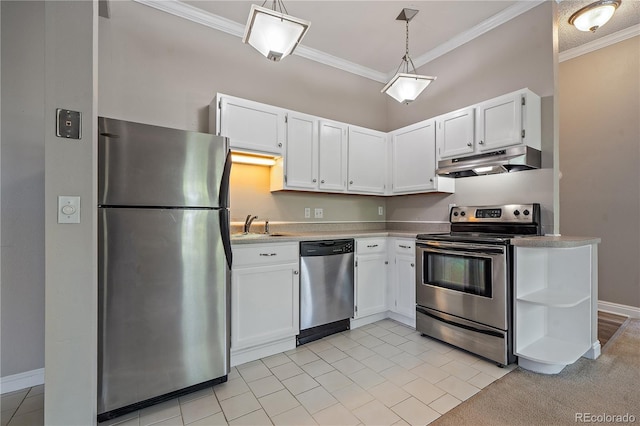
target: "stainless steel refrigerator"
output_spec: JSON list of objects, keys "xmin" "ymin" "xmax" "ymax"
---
[{"xmin": 97, "ymin": 117, "xmax": 232, "ymax": 421}]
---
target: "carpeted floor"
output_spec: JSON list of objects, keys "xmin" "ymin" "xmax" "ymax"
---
[{"xmin": 432, "ymin": 319, "xmax": 640, "ymax": 426}]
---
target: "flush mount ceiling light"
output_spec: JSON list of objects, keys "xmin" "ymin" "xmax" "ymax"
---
[
  {"xmin": 568, "ymin": 0, "xmax": 621, "ymax": 32},
  {"xmin": 242, "ymin": 1, "xmax": 310, "ymax": 62},
  {"xmin": 382, "ymin": 8, "xmax": 436, "ymax": 104}
]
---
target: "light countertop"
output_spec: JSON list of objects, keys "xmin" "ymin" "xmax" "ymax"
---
[
  {"xmin": 512, "ymin": 235, "xmax": 601, "ymax": 248},
  {"xmin": 231, "ymin": 230, "xmax": 442, "ymax": 244}
]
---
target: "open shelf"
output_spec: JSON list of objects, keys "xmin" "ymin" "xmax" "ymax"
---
[
  {"xmin": 517, "ymin": 288, "xmax": 590, "ymax": 308},
  {"xmin": 518, "ymin": 336, "xmax": 590, "ymax": 365}
]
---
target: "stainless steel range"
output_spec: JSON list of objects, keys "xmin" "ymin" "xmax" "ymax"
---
[{"xmin": 415, "ymin": 204, "xmax": 542, "ymax": 366}]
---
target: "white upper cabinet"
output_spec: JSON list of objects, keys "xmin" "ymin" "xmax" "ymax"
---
[
  {"xmin": 347, "ymin": 126, "xmax": 387, "ymax": 194},
  {"xmin": 476, "ymin": 92, "xmax": 523, "ymax": 151},
  {"xmin": 283, "ymin": 112, "xmax": 318, "ymax": 190},
  {"xmin": 436, "ymin": 107, "xmax": 475, "ymax": 159},
  {"xmin": 215, "ymin": 94, "xmax": 285, "ymax": 155},
  {"xmin": 476, "ymin": 89, "xmax": 541, "ymax": 152},
  {"xmin": 318, "ymin": 120, "xmax": 348, "ymax": 192},
  {"xmin": 391, "ymin": 120, "xmax": 437, "ymax": 193}
]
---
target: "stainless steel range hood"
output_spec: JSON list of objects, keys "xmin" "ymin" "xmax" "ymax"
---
[{"xmin": 436, "ymin": 145, "xmax": 541, "ymax": 178}]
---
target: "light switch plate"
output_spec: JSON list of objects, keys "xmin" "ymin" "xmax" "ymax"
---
[
  {"xmin": 58, "ymin": 196, "xmax": 81, "ymax": 224},
  {"xmin": 378, "ymin": 206, "xmax": 384, "ymax": 216},
  {"xmin": 304, "ymin": 207, "xmax": 311, "ymax": 219}
]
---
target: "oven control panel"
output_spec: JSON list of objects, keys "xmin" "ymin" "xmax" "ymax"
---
[{"xmin": 450, "ymin": 204, "xmax": 539, "ymax": 223}]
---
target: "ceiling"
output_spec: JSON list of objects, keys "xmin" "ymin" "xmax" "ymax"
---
[{"xmin": 137, "ymin": 0, "xmax": 640, "ymax": 79}]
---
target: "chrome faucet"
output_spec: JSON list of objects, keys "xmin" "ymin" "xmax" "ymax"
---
[{"xmin": 243, "ymin": 215, "xmax": 258, "ymax": 233}]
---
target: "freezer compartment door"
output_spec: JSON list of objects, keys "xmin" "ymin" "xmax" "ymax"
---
[
  {"xmin": 98, "ymin": 208, "xmax": 230, "ymax": 415},
  {"xmin": 98, "ymin": 117, "xmax": 229, "ymax": 208}
]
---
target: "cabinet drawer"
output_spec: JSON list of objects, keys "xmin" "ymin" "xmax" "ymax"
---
[
  {"xmin": 356, "ymin": 238, "xmax": 387, "ymax": 254},
  {"xmin": 233, "ymin": 242, "xmax": 299, "ymax": 267},
  {"xmin": 394, "ymin": 239, "xmax": 415, "ymax": 254}
]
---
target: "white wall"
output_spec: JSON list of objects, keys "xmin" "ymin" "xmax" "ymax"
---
[{"xmin": 43, "ymin": 1, "xmax": 98, "ymax": 423}]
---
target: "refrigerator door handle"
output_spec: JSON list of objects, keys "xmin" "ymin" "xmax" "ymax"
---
[
  {"xmin": 219, "ymin": 149, "xmax": 232, "ymax": 209},
  {"xmin": 220, "ymin": 208, "xmax": 232, "ymax": 269}
]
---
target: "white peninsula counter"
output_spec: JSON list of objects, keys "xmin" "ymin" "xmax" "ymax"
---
[{"xmin": 512, "ymin": 236, "xmax": 601, "ymax": 374}]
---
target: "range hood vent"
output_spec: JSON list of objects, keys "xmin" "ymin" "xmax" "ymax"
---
[{"xmin": 436, "ymin": 145, "xmax": 541, "ymax": 178}]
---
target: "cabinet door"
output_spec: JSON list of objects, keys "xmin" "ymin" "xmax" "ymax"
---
[
  {"xmin": 318, "ymin": 121, "xmax": 348, "ymax": 192},
  {"xmin": 347, "ymin": 127, "xmax": 387, "ymax": 194},
  {"xmin": 285, "ymin": 112, "xmax": 318, "ymax": 190},
  {"xmin": 394, "ymin": 255, "xmax": 416, "ymax": 319},
  {"xmin": 477, "ymin": 92, "xmax": 522, "ymax": 151},
  {"xmin": 231, "ymin": 263, "xmax": 299, "ymax": 350},
  {"xmin": 355, "ymin": 254, "xmax": 387, "ymax": 318},
  {"xmin": 392, "ymin": 120, "xmax": 436, "ymax": 193},
  {"xmin": 219, "ymin": 96, "xmax": 285, "ymax": 155},
  {"xmin": 436, "ymin": 107, "xmax": 475, "ymax": 159}
]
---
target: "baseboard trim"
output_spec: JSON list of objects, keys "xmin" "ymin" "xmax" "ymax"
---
[
  {"xmin": 0, "ymin": 368, "xmax": 45, "ymax": 395},
  {"xmin": 598, "ymin": 300, "xmax": 640, "ymax": 319}
]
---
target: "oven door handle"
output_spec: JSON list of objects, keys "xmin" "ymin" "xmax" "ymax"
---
[{"xmin": 416, "ymin": 242, "xmax": 505, "ymax": 256}]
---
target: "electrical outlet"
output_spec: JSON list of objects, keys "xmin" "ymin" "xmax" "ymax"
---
[
  {"xmin": 378, "ymin": 206, "xmax": 384, "ymax": 216},
  {"xmin": 314, "ymin": 208, "xmax": 323, "ymax": 219},
  {"xmin": 448, "ymin": 203, "xmax": 456, "ymax": 213},
  {"xmin": 304, "ymin": 207, "xmax": 311, "ymax": 218}
]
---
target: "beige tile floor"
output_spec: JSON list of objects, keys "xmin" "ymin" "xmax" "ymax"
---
[{"xmin": 1, "ymin": 319, "xmax": 515, "ymax": 426}]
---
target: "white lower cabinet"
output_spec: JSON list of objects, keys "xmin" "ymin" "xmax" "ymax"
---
[
  {"xmin": 354, "ymin": 238, "xmax": 388, "ymax": 320},
  {"xmin": 514, "ymin": 240, "xmax": 599, "ymax": 374},
  {"xmin": 231, "ymin": 242, "xmax": 299, "ymax": 366},
  {"xmin": 389, "ymin": 238, "xmax": 416, "ymax": 326}
]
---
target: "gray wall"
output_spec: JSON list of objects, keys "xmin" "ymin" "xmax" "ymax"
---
[
  {"xmin": 386, "ymin": 2, "xmax": 555, "ymax": 129},
  {"xmin": 98, "ymin": 1, "xmax": 388, "ymax": 133},
  {"xmin": 559, "ymin": 36, "xmax": 640, "ymax": 308},
  {"xmin": 1, "ymin": 0, "xmax": 46, "ymax": 379},
  {"xmin": 386, "ymin": 2, "xmax": 556, "ymax": 232}
]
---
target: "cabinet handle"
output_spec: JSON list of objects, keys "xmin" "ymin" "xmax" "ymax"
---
[
  {"xmin": 466, "ymin": 142, "xmax": 472, "ymax": 147},
  {"xmin": 367, "ymin": 244, "xmax": 378, "ymax": 248},
  {"xmin": 321, "ymin": 180, "xmax": 325, "ymax": 184},
  {"xmin": 350, "ymin": 181, "xmax": 354, "ymax": 185},
  {"xmin": 259, "ymin": 253, "xmax": 277, "ymax": 257},
  {"xmin": 293, "ymin": 270, "xmax": 299, "ymax": 275},
  {"xmin": 278, "ymin": 143, "xmax": 282, "ymax": 148},
  {"xmin": 479, "ymin": 140, "xmax": 484, "ymax": 145},
  {"xmin": 312, "ymin": 179, "xmax": 317, "ymax": 183},
  {"xmin": 399, "ymin": 245, "xmax": 411, "ymax": 249},
  {"xmin": 429, "ymin": 178, "xmax": 434, "ymax": 182},
  {"xmin": 411, "ymin": 263, "xmax": 415, "ymax": 267}
]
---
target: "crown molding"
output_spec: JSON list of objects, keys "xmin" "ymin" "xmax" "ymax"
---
[
  {"xmin": 406, "ymin": 0, "xmax": 545, "ymax": 78},
  {"xmin": 559, "ymin": 24, "xmax": 640, "ymax": 62},
  {"xmin": 133, "ymin": 0, "xmax": 244, "ymax": 38},
  {"xmin": 133, "ymin": 0, "xmax": 545, "ymax": 84}
]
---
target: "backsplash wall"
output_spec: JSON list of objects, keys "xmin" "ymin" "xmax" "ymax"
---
[{"xmin": 230, "ymin": 163, "xmax": 387, "ymax": 225}]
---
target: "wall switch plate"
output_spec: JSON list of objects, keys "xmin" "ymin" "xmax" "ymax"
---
[
  {"xmin": 314, "ymin": 208, "xmax": 323, "ymax": 219},
  {"xmin": 378, "ymin": 206, "xmax": 384, "ymax": 216},
  {"xmin": 58, "ymin": 196, "xmax": 81, "ymax": 224},
  {"xmin": 304, "ymin": 207, "xmax": 311, "ymax": 218},
  {"xmin": 56, "ymin": 109, "xmax": 82, "ymax": 139}
]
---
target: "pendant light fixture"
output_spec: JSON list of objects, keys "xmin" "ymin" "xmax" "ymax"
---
[
  {"xmin": 382, "ymin": 8, "xmax": 436, "ymax": 104},
  {"xmin": 568, "ymin": 0, "xmax": 621, "ymax": 33},
  {"xmin": 242, "ymin": 1, "xmax": 310, "ymax": 62}
]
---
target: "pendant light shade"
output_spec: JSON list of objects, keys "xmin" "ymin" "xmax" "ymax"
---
[
  {"xmin": 382, "ymin": 8, "xmax": 436, "ymax": 104},
  {"xmin": 382, "ymin": 73, "xmax": 436, "ymax": 104},
  {"xmin": 243, "ymin": 3, "xmax": 310, "ymax": 62},
  {"xmin": 568, "ymin": 0, "xmax": 621, "ymax": 32}
]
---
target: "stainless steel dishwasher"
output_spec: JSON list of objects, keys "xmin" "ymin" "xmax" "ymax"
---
[{"xmin": 297, "ymin": 239, "xmax": 355, "ymax": 345}]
